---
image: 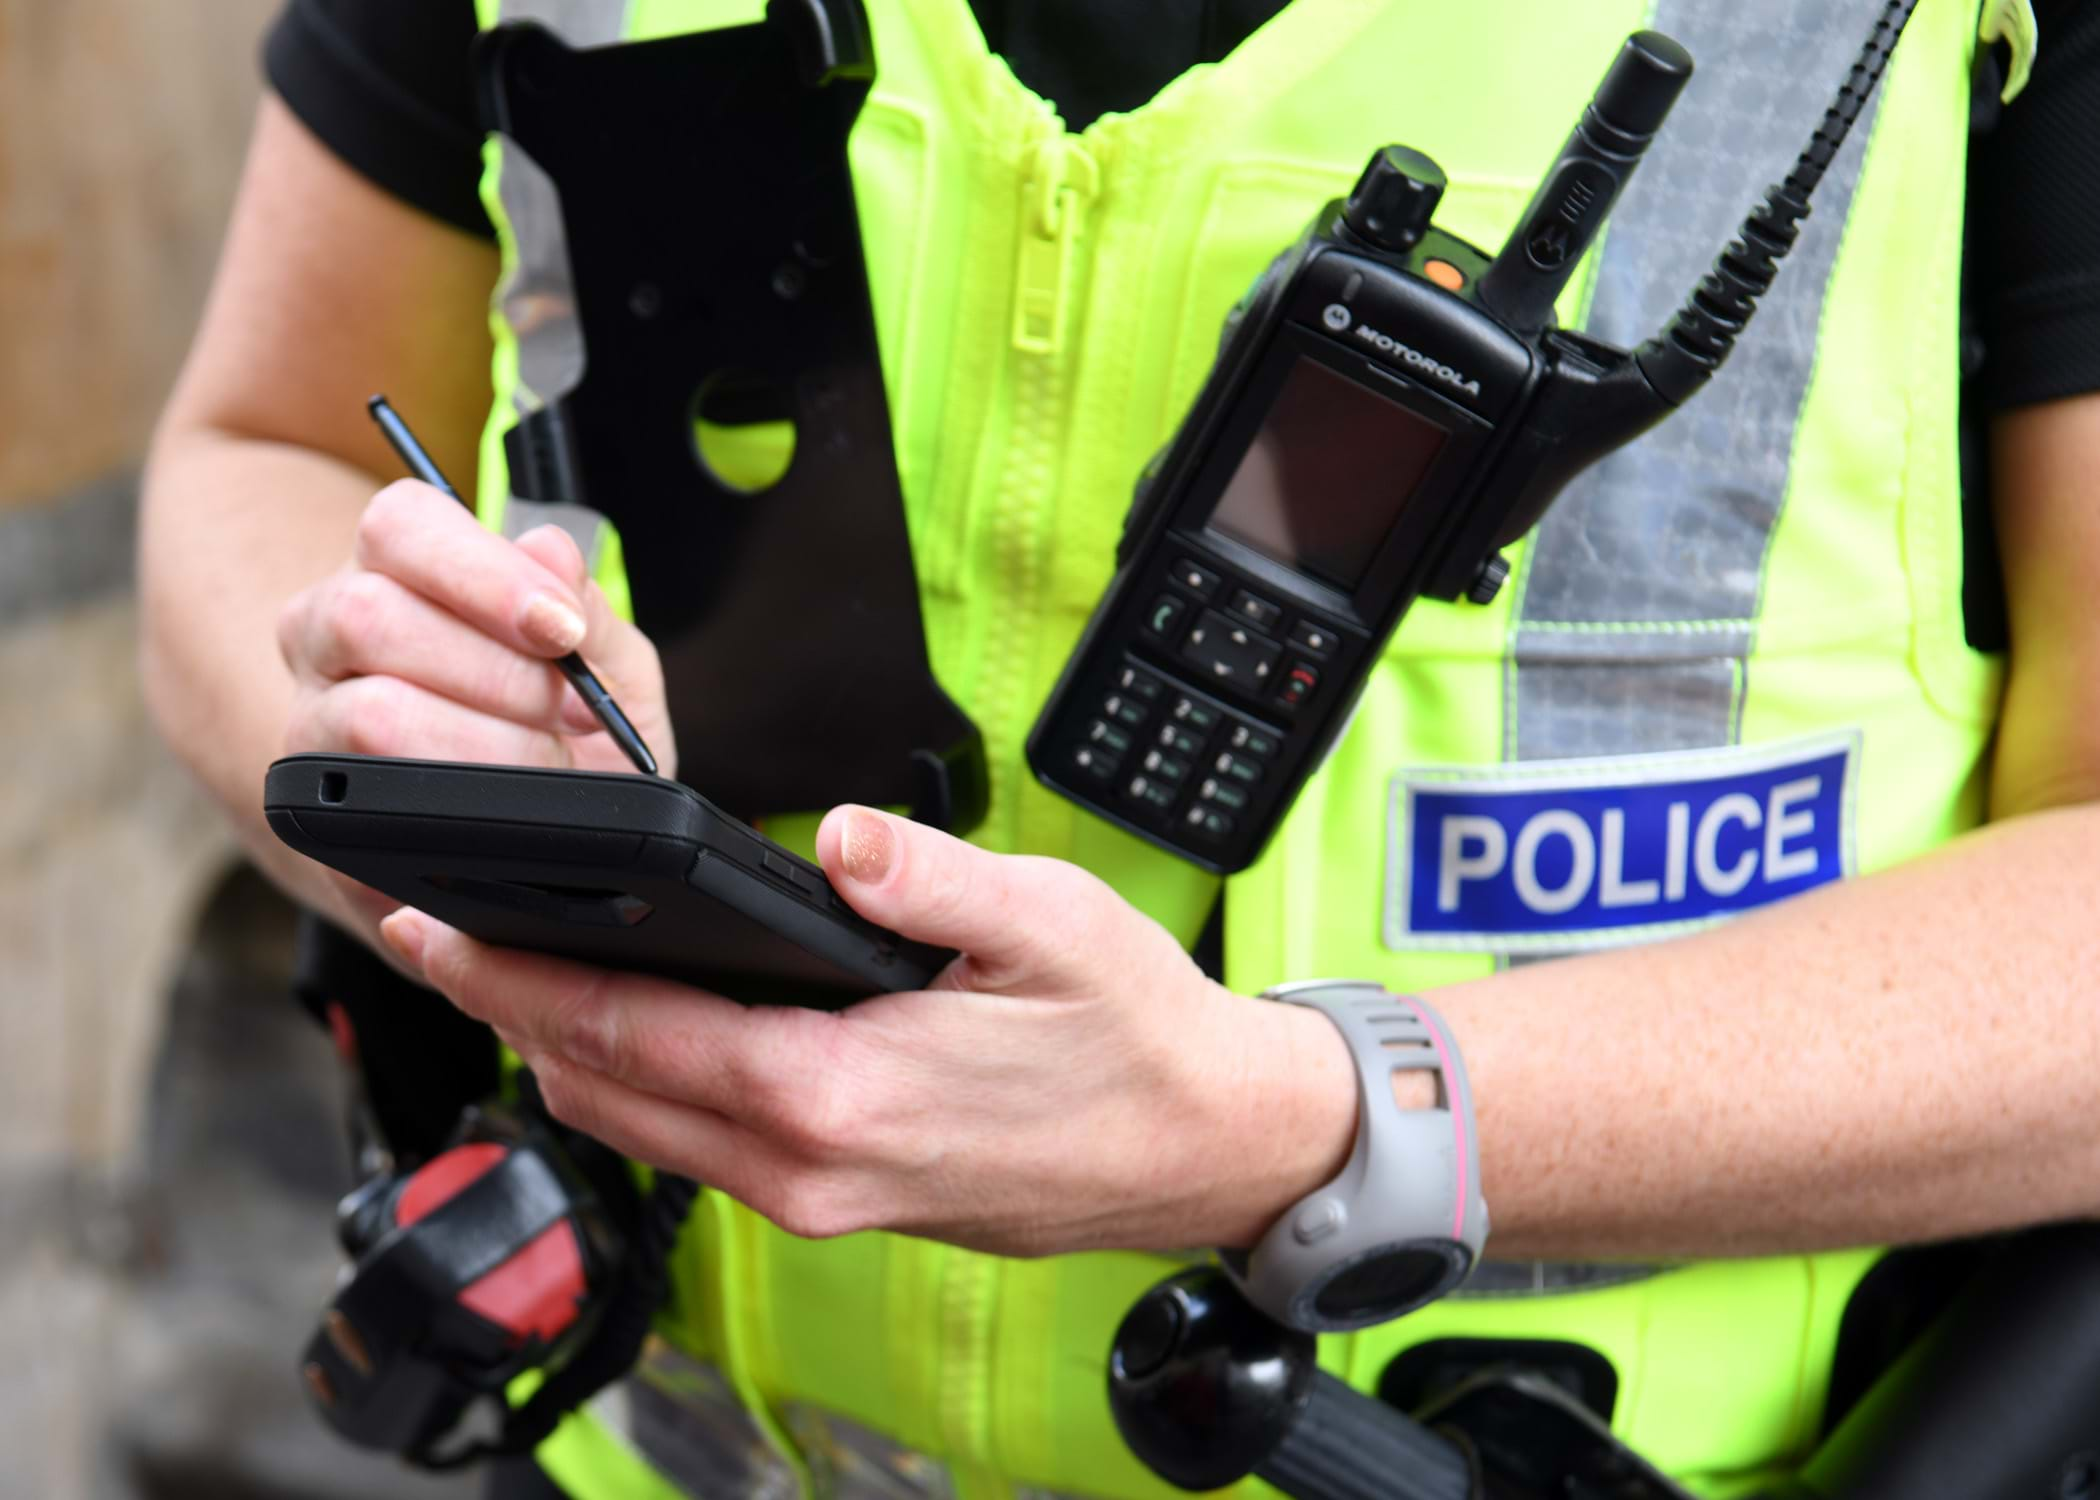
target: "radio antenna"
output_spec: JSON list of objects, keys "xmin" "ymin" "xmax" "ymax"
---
[{"xmin": 1637, "ymin": 0, "xmax": 1921, "ymax": 405}]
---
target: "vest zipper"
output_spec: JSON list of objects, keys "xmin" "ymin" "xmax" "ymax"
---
[
  {"xmin": 973, "ymin": 117, "xmax": 1103, "ymax": 849},
  {"xmin": 933, "ymin": 124, "xmax": 1104, "ymax": 1494},
  {"xmin": 1010, "ymin": 135, "xmax": 1101, "ymax": 356}
]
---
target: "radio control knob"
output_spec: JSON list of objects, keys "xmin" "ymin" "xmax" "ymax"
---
[
  {"xmin": 1343, "ymin": 146, "xmax": 1447, "ymax": 253},
  {"xmin": 1467, "ymin": 553, "xmax": 1512, "ymax": 605}
]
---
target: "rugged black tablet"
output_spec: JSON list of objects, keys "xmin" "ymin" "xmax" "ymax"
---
[{"xmin": 264, "ymin": 755, "xmax": 952, "ymax": 1008}]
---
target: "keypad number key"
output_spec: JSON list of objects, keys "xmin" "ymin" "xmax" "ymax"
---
[
  {"xmin": 1103, "ymin": 693, "xmax": 1149, "ymax": 728},
  {"xmin": 1226, "ymin": 723, "xmax": 1280, "ymax": 759},
  {"xmin": 1169, "ymin": 696, "xmax": 1222, "ymax": 732},
  {"xmin": 1086, "ymin": 719, "xmax": 1133, "ymax": 755},
  {"xmin": 1141, "ymin": 748, "xmax": 1191, "ymax": 784},
  {"xmin": 1116, "ymin": 663, "xmax": 1164, "ymax": 700},
  {"xmin": 1070, "ymin": 745, "xmax": 1116, "ymax": 782},
  {"xmin": 1157, "ymin": 724, "xmax": 1204, "ymax": 757},
  {"xmin": 1125, "ymin": 774, "xmax": 1179, "ymax": 813}
]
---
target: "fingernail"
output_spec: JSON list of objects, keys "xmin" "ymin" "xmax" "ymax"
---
[
  {"xmin": 521, "ymin": 592, "xmax": 587, "ymax": 654},
  {"xmin": 840, "ymin": 809, "xmax": 896, "ymax": 886},
  {"xmin": 379, "ymin": 910, "xmax": 429, "ymax": 973}
]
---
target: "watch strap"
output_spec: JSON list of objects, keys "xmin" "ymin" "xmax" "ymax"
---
[{"xmin": 1223, "ymin": 982, "xmax": 1487, "ymax": 1332}]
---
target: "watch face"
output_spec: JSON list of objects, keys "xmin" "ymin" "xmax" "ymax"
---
[{"xmin": 1309, "ymin": 1241, "xmax": 1469, "ymax": 1328}]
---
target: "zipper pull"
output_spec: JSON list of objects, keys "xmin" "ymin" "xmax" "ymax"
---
[
  {"xmin": 1980, "ymin": 0, "xmax": 2036, "ymax": 102},
  {"xmin": 1011, "ymin": 135, "xmax": 1100, "ymax": 356}
]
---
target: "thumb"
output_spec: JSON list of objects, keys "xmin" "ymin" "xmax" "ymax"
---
[{"xmin": 816, "ymin": 806, "xmax": 1091, "ymax": 980}]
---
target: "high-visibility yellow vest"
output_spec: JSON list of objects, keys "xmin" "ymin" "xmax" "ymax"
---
[{"xmin": 466, "ymin": 1, "xmax": 2018, "ymax": 1494}]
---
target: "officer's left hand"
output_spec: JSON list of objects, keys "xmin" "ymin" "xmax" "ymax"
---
[{"xmin": 379, "ymin": 807, "xmax": 1356, "ymax": 1256}]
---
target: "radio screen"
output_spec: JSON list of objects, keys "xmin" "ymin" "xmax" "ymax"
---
[{"xmin": 1204, "ymin": 356, "xmax": 1447, "ymax": 591}]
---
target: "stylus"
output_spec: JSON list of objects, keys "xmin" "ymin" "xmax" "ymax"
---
[{"xmin": 366, "ymin": 395, "xmax": 661, "ymax": 778}]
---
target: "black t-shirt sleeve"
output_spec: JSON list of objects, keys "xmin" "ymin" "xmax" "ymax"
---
[
  {"xmin": 1969, "ymin": 0, "xmax": 2100, "ymax": 410},
  {"xmin": 263, "ymin": 0, "xmax": 491, "ymax": 238}
]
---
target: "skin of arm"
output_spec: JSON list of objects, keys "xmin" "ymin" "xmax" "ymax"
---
[
  {"xmin": 142, "ymin": 99, "xmax": 672, "ymax": 949},
  {"xmin": 387, "ymin": 391, "xmax": 2100, "ymax": 1262}
]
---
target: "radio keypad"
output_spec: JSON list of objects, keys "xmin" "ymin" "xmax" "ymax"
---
[{"xmin": 1050, "ymin": 546, "xmax": 1367, "ymax": 861}]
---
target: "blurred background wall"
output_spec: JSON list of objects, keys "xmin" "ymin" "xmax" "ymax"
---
[
  {"xmin": 0, "ymin": 6, "xmax": 471, "ymax": 1497},
  {"xmin": 0, "ymin": 3, "xmax": 269, "ymax": 504},
  {"xmin": 0, "ymin": 0, "xmax": 264, "ymax": 1177}
]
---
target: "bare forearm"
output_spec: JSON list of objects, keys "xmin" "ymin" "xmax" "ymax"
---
[
  {"xmin": 1434, "ymin": 803, "xmax": 2100, "ymax": 1260},
  {"xmin": 138, "ymin": 426, "xmax": 376, "ymax": 904}
]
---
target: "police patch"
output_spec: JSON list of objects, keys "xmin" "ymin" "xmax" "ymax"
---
[{"xmin": 1385, "ymin": 732, "xmax": 1859, "ymax": 954}]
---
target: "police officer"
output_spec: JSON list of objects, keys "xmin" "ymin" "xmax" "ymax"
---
[{"xmin": 141, "ymin": 0, "xmax": 2100, "ymax": 1495}]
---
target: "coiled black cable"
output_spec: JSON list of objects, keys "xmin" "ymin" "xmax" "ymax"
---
[{"xmin": 1640, "ymin": 0, "xmax": 1922, "ymax": 402}]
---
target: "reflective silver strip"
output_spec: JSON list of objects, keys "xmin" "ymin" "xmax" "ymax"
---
[
  {"xmin": 484, "ymin": 69, "xmax": 599, "ymax": 533},
  {"xmin": 1487, "ymin": 0, "xmax": 1893, "ymax": 1293},
  {"xmin": 492, "ymin": 137, "xmax": 588, "ymax": 417},
  {"xmin": 1507, "ymin": 0, "xmax": 1890, "ymax": 762},
  {"xmin": 1459, "ymin": 1259, "xmax": 1675, "ymax": 1298},
  {"xmin": 782, "ymin": 1405, "xmax": 1104, "ymax": 1500},
  {"xmin": 500, "ymin": 497, "xmax": 610, "ymax": 569},
  {"xmin": 493, "ymin": 0, "xmax": 635, "ymax": 45},
  {"xmin": 783, "ymin": 1405, "xmax": 959, "ymax": 1500},
  {"xmin": 589, "ymin": 1339, "xmax": 801, "ymax": 1499}
]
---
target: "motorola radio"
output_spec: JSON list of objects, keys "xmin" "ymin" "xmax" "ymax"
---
[{"xmin": 1028, "ymin": 6, "xmax": 1916, "ymax": 874}]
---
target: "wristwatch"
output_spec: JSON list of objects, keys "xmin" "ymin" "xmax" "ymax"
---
[{"xmin": 1220, "ymin": 981, "xmax": 1488, "ymax": 1333}]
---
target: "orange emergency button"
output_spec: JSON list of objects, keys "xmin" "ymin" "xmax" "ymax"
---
[{"xmin": 1423, "ymin": 258, "xmax": 1466, "ymax": 292}]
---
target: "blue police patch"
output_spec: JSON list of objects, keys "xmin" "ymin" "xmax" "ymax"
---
[{"xmin": 1385, "ymin": 732, "xmax": 1859, "ymax": 954}]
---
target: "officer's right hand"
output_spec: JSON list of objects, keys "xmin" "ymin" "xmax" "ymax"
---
[{"xmin": 275, "ymin": 479, "xmax": 675, "ymax": 942}]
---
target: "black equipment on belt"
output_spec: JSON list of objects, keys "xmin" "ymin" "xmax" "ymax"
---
[
  {"xmin": 1029, "ymin": 3, "xmax": 1918, "ymax": 874},
  {"xmin": 296, "ymin": 1091, "xmax": 700, "ymax": 1469},
  {"xmin": 1110, "ymin": 1225, "xmax": 2100, "ymax": 1500},
  {"xmin": 292, "ymin": 915, "xmax": 698, "ymax": 1469}
]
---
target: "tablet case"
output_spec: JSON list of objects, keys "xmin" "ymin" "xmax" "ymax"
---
[{"xmin": 265, "ymin": 755, "xmax": 951, "ymax": 1008}]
